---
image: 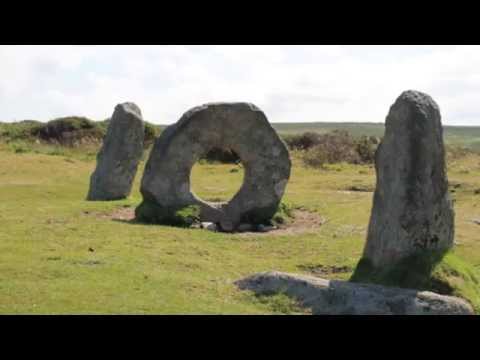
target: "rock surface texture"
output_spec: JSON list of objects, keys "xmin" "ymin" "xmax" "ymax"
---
[
  {"xmin": 87, "ymin": 103, "xmax": 145, "ymax": 200},
  {"xmin": 236, "ymin": 271, "xmax": 473, "ymax": 315},
  {"xmin": 135, "ymin": 102, "xmax": 291, "ymax": 230},
  {"xmin": 364, "ymin": 90, "xmax": 454, "ymax": 267}
]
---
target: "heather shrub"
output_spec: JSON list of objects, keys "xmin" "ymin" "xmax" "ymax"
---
[
  {"xmin": 301, "ymin": 130, "xmax": 380, "ymax": 168},
  {"xmin": 283, "ymin": 132, "xmax": 322, "ymax": 150}
]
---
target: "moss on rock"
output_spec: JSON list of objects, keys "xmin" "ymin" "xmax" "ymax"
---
[{"xmin": 135, "ymin": 200, "xmax": 200, "ymax": 227}]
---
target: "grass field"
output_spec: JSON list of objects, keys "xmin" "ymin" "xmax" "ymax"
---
[{"xmin": 1, "ymin": 140, "xmax": 479, "ymax": 314}]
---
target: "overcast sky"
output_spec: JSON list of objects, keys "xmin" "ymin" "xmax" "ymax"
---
[{"xmin": 1, "ymin": 45, "xmax": 479, "ymax": 125}]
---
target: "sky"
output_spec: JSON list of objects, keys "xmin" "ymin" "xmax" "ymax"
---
[{"xmin": 1, "ymin": 45, "xmax": 480, "ymax": 125}]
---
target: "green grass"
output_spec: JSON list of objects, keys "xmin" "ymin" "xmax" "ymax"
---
[{"xmin": 0, "ymin": 140, "xmax": 479, "ymax": 313}]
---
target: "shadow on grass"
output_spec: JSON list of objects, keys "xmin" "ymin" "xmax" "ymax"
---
[
  {"xmin": 111, "ymin": 217, "xmax": 195, "ymax": 228},
  {"xmin": 111, "ymin": 218, "xmax": 140, "ymax": 225}
]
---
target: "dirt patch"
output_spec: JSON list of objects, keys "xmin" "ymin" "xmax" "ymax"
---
[
  {"xmin": 236, "ymin": 209, "xmax": 326, "ymax": 237},
  {"xmin": 85, "ymin": 207, "xmax": 325, "ymax": 236},
  {"xmin": 297, "ymin": 264, "xmax": 353, "ymax": 276},
  {"xmin": 83, "ymin": 206, "xmax": 135, "ymax": 222}
]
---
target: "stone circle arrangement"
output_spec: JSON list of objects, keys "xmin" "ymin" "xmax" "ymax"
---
[{"xmin": 85, "ymin": 90, "xmax": 474, "ymax": 315}]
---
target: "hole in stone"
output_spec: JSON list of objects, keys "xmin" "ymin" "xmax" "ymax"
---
[{"xmin": 190, "ymin": 147, "xmax": 244, "ymax": 203}]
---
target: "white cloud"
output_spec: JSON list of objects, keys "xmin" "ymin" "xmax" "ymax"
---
[{"xmin": 0, "ymin": 45, "xmax": 479, "ymax": 125}]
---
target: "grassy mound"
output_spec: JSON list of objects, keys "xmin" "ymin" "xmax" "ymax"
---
[
  {"xmin": 0, "ymin": 117, "xmax": 162, "ymax": 154},
  {"xmin": 34, "ymin": 117, "xmax": 104, "ymax": 145},
  {"xmin": 351, "ymin": 250, "xmax": 480, "ymax": 313}
]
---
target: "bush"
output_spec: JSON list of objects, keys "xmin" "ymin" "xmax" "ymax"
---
[
  {"xmin": 282, "ymin": 132, "xmax": 322, "ymax": 151},
  {"xmin": 0, "ymin": 120, "xmax": 43, "ymax": 141},
  {"xmin": 33, "ymin": 117, "xmax": 104, "ymax": 146},
  {"xmin": 300, "ymin": 130, "xmax": 381, "ymax": 168},
  {"xmin": 302, "ymin": 130, "xmax": 360, "ymax": 168},
  {"xmin": 355, "ymin": 135, "xmax": 379, "ymax": 163}
]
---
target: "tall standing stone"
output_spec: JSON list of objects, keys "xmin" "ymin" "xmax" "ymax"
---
[
  {"xmin": 363, "ymin": 90, "xmax": 454, "ymax": 267},
  {"xmin": 135, "ymin": 102, "xmax": 291, "ymax": 230},
  {"xmin": 87, "ymin": 102, "xmax": 145, "ymax": 201}
]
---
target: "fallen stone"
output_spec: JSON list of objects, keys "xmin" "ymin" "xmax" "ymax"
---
[
  {"xmin": 236, "ymin": 271, "xmax": 474, "ymax": 315},
  {"xmin": 364, "ymin": 90, "xmax": 454, "ymax": 267},
  {"xmin": 87, "ymin": 103, "xmax": 144, "ymax": 201},
  {"xmin": 136, "ymin": 103, "xmax": 291, "ymax": 229}
]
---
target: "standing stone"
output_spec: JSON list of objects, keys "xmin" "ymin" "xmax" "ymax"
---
[
  {"xmin": 364, "ymin": 90, "xmax": 454, "ymax": 267},
  {"xmin": 87, "ymin": 102, "xmax": 145, "ymax": 201},
  {"xmin": 135, "ymin": 102, "xmax": 291, "ymax": 230}
]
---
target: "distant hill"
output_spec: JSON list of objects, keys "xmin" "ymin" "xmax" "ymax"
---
[
  {"xmin": 2, "ymin": 119, "xmax": 480, "ymax": 151},
  {"xmin": 271, "ymin": 122, "xmax": 386, "ymax": 137},
  {"xmin": 0, "ymin": 117, "xmax": 161, "ymax": 148}
]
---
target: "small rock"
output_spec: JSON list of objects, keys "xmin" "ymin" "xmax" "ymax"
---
[
  {"xmin": 257, "ymin": 224, "xmax": 266, "ymax": 232},
  {"xmin": 201, "ymin": 222, "xmax": 217, "ymax": 231},
  {"xmin": 257, "ymin": 224, "xmax": 277, "ymax": 232}
]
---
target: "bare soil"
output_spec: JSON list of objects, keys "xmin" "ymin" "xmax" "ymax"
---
[{"xmin": 86, "ymin": 207, "xmax": 326, "ymax": 236}]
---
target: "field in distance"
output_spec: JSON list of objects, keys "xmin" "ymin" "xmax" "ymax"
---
[
  {"xmin": 156, "ymin": 122, "xmax": 480, "ymax": 151},
  {"xmin": 2, "ymin": 119, "xmax": 480, "ymax": 151},
  {"xmin": 271, "ymin": 122, "xmax": 480, "ymax": 151}
]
